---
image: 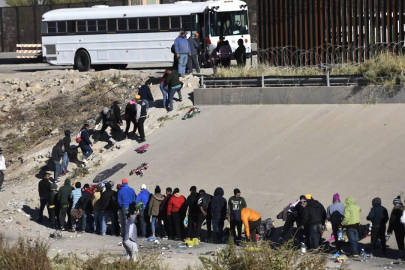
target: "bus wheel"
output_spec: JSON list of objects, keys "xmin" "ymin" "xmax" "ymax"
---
[{"xmin": 74, "ymin": 50, "xmax": 91, "ymax": 72}]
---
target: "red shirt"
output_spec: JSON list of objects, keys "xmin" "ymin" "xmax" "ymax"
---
[{"xmin": 167, "ymin": 194, "xmax": 186, "ymax": 215}]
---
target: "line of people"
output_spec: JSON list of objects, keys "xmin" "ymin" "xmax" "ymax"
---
[{"xmin": 278, "ymin": 193, "xmax": 405, "ymax": 260}]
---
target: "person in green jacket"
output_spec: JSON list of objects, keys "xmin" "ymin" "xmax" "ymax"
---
[
  {"xmin": 165, "ymin": 68, "xmax": 183, "ymax": 112},
  {"xmin": 58, "ymin": 178, "xmax": 73, "ymax": 231},
  {"xmin": 227, "ymin": 188, "xmax": 247, "ymax": 244},
  {"xmin": 341, "ymin": 196, "xmax": 362, "ymax": 256}
]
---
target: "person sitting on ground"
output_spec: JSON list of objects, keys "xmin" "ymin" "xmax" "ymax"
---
[
  {"xmin": 241, "ymin": 208, "xmax": 261, "ymax": 242},
  {"xmin": 79, "ymin": 124, "xmax": 93, "ymax": 161},
  {"xmin": 123, "ymin": 211, "xmax": 138, "ymax": 261},
  {"xmin": 387, "ymin": 196, "xmax": 405, "ymax": 260},
  {"xmin": 134, "ymin": 95, "xmax": 147, "ymax": 143},
  {"xmin": 148, "ymin": 185, "xmax": 164, "ymax": 237},
  {"xmin": 165, "ymin": 68, "xmax": 182, "ymax": 112},
  {"xmin": 138, "ymin": 80, "xmax": 154, "ymax": 112},
  {"xmin": 326, "ymin": 193, "xmax": 345, "ymax": 253},
  {"xmin": 124, "ymin": 99, "xmax": 137, "ymax": 139},
  {"xmin": 366, "ymin": 197, "xmax": 389, "ymax": 257},
  {"xmin": 167, "ymin": 188, "xmax": 187, "ymax": 241},
  {"xmin": 234, "ymin": 39, "xmax": 246, "ymax": 67}
]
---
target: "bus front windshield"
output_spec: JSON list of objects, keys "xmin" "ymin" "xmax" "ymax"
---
[{"xmin": 210, "ymin": 10, "xmax": 248, "ymax": 37}]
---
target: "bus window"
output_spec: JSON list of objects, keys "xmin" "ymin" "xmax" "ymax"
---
[
  {"xmin": 181, "ymin": 16, "xmax": 191, "ymax": 31},
  {"xmin": 108, "ymin": 19, "xmax": 117, "ymax": 32},
  {"xmin": 149, "ymin": 17, "xmax": 158, "ymax": 30},
  {"xmin": 171, "ymin": 16, "xmax": 180, "ymax": 29},
  {"xmin": 98, "ymin": 20, "xmax": 106, "ymax": 32},
  {"xmin": 128, "ymin": 18, "xmax": 138, "ymax": 30},
  {"xmin": 67, "ymin": 21, "xmax": 75, "ymax": 33},
  {"xmin": 47, "ymin": 22, "xmax": 57, "ymax": 33},
  {"xmin": 118, "ymin": 19, "xmax": 127, "ymax": 31},
  {"xmin": 88, "ymin": 20, "xmax": 96, "ymax": 32},
  {"xmin": 210, "ymin": 10, "xmax": 249, "ymax": 36},
  {"xmin": 139, "ymin": 18, "xmax": 148, "ymax": 30},
  {"xmin": 77, "ymin": 21, "xmax": 86, "ymax": 32},
  {"xmin": 57, "ymin": 21, "xmax": 66, "ymax": 33},
  {"xmin": 160, "ymin": 17, "xmax": 169, "ymax": 31}
]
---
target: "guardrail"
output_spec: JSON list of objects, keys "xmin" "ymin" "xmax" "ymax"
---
[
  {"xmin": 16, "ymin": 44, "xmax": 42, "ymax": 59},
  {"xmin": 200, "ymin": 75, "xmax": 369, "ymax": 88}
]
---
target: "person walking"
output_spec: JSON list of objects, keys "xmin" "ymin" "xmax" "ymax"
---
[
  {"xmin": 123, "ymin": 211, "xmax": 138, "ymax": 261},
  {"xmin": 51, "ymin": 140, "xmax": 64, "ymax": 183},
  {"xmin": 326, "ymin": 193, "xmax": 345, "ymax": 253},
  {"xmin": 148, "ymin": 185, "xmax": 164, "ymax": 237},
  {"xmin": 197, "ymin": 189, "xmax": 213, "ymax": 242},
  {"xmin": 92, "ymin": 186, "xmax": 102, "ymax": 234},
  {"xmin": 241, "ymin": 208, "xmax": 261, "ymax": 242},
  {"xmin": 388, "ymin": 196, "xmax": 405, "ymax": 260},
  {"xmin": 134, "ymin": 95, "xmax": 147, "ymax": 143},
  {"xmin": 0, "ymin": 147, "xmax": 5, "ymax": 192},
  {"xmin": 159, "ymin": 69, "xmax": 170, "ymax": 109},
  {"xmin": 211, "ymin": 187, "xmax": 227, "ymax": 244},
  {"xmin": 79, "ymin": 124, "xmax": 93, "ymax": 160},
  {"xmin": 165, "ymin": 68, "xmax": 182, "ymax": 112},
  {"xmin": 366, "ymin": 198, "xmax": 389, "ymax": 257},
  {"xmin": 167, "ymin": 188, "xmax": 187, "ymax": 240},
  {"xmin": 185, "ymin": 186, "xmax": 200, "ymax": 240},
  {"xmin": 124, "ymin": 99, "xmax": 137, "ymax": 139},
  {"xmin": 135, "ymin": 184, "xmax": 150, "ymax": 237},
  {"xmin": 38, "ymin": 172, "xmax": 52, "ymax": 224},
  {"xmin": 187, "ymin": 35, "xmax": 201, "ymax": 74},
  {"xmin": 100, "ymin": 182, "xmax": 116, "ymax": 236},
  {"xmin": 138, "ymin": 80, "xmax": 154, "ymax": 112},
  {"xmin": 234, "ymin": 39, "xmax": 246, "ymax": 66},
  {"xmin": 117, "ymin": 179, "xmax": 136, "ymax": 237},
  {"xmin": 227, "ymin": 188, "xmax": 247, "ymax": 244},
  {"xmin": 301, "ymin": 194, "xmax": 326, "ymax": 249},
  {"xmin": 159, "ymin": 187, "xmax": 172, "ymax": 238},
  {"xmin": 70, "ymin": 182, "xmax": 82, "ymax": 232},
  {"xmin": 174, "ymin": 30, "xmax": 190, "ymax": 76},
  {"xmin": 58, "ymin": 178, "xmax": 73, "ymax": 231},
  {"xmin": 60, "ymin": 130, "xmax": 71, "ymax": 176},
  {"xmin": 341, "ymin": 196, "xmax": 362, "ymax": 257},
  {"xmin": 47, "ymin": 182, "xmax": 60, "ymax": 229}
]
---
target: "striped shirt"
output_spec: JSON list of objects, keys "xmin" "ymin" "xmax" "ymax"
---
[{"xmin": 71, "ymin": 188, "xmax": 82, "ymax": 209}]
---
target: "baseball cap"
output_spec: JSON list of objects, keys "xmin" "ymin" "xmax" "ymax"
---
[
  {"xmin": 122, "ymin": 179, "xmax": 128, "ymax": 184},
  {"xmin": 141, "ymin": 184, "xmax": 146, "ymax": 190},
  {"xmin": 305, "ymin": 194, "xmax": 312, "ymax": 200},
  {"xmin": 135, "ymin": 95, "xmax": 141, "ymax": 100}
]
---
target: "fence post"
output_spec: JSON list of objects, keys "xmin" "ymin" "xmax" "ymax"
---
[
  {"xmin": 326, "ymin": 70, "xmax": 330, "ymax": 87},
  {"xmin": 261, "ymin": 74, "xmax": 264, "ymax": 87},
  {"xmin": 201, "ymin": 76, "xmax": 204, "ymax": 88}
]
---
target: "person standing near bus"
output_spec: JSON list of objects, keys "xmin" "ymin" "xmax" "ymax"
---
[
  {"xmin": 174, "ymin": 30, "xmax": 190, "ymax": 77},
  {"xmin": 187, "ymin": 34, "xmax": 201, "ymax": 74}
]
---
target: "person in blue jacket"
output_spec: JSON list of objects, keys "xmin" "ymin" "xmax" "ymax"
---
[
  {"xmin": 138, "ymin": 80, "xmax": 154, "ymax": 112},
  {"xmin": 174, "ymin": 30, "xmax": 190, "ymax": 77},
  {"xmin": 79, "ymin": 124, "xmax": 93, "ymax": 160},
  {"xmin": 117, "ymin": 178, "xmax": 137, "ymax": 236},
  {"xmin": 211, "ymin": 187, "xmax": 227, "ymax": 244},
  {"xmin": 135, "ymin": 184, "xmax": 150, "ymax": 237}
]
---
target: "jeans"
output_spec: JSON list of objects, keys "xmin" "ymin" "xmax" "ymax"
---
[
  {"xmin": 178, "ymin": 54, "xmax": 188, "ymax": 76},
  {"xmin": 212, "ymin": 219, "xmax": 224, "ymax": 243},
  {"xmin": 82, "ymin": 209, "xmax": 92, "ymax": 232},
  {"xmin": 371, "ymin": 225, "xmax": 387, "ymax": 255},
  {"xmin": 119, "ymin": 208, "xmax": 129, "ymax": 236},
  {"xmin": 123, "ymin": 240, "xmax": 138, "ymax": 261},
  {"xmin": 230, "ymin": 220, "xmax": 243, "ymax": 243},
  {"xmin": 187, "ymin": 54, "xmax": 201, "ymax": 73},
  {"xmin": 38, "ymin": 197, "xmax": 48, "ymax": 223},
  {"xmin": 160, "ymin": 83, "xmax": 168, "ymax": 108},
  {"xmin": 53, "ymin": 160, "xmax": 60, "ymax": 182},
  {"xmin": 0, "ymin": 171, "xmax": 3, "ymax": 189},
  {"xmin": 346, "ymin": 227, "xmax": 359, "ymax": 255},
  {"xmin": 60, "ymin": 152, "xmax": 69, "ymax": 173},
  {"xmin": 151, "ymin": 216, "xmax": 159, "ymax": 236},
  {"xmin": 94, "ymin": 210, "xmax": 101, "ymax": 233},
  {"xmin": 80, "ymin": 144, "xmax": 93, "ymax": 159},
  {"xmin": 141, "ymin": 99, "xmax": 150, "ymax": 112},
  {"xmin": 168, "ymin": 85, "xmax": 182, "ymax": 111},
  {"xmin": 59, "ymin": 204, "xmax": 69, "ymax": 229},
  {"xmin": 332, "ymin": 223, "xmax": 343, "ymax": 251},
  {"xmin": 139, "ymin": 208, "xmax": 146, "ymax": 237},
  {"xmin": 101, "ymin": 210, "xmax": 115, "ymax": 235},
  {"xmin": 308, "ymin": 224, "xmax": 322, "ymax": 249}
]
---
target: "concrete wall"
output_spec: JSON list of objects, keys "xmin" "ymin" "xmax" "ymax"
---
[{"xmin": 194, "ymin": 86, "xmax": 405, "ymax": 105}]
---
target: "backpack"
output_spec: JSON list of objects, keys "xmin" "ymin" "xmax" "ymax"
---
[
  {"xmin": 257, "ymin": 218, "xmax": 275, "ymax": 240},
  {"xmin": 171, "ymin": 44, "xmax": 176, "ymax": 54},
  {"xmin": 76, "ymin": 130, "xmax": 82, "ymax": 143}
]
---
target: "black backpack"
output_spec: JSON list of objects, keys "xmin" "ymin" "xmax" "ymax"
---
[{"xmin": 171, "ymin": 44, "xmax": 176, "ymax": 54}]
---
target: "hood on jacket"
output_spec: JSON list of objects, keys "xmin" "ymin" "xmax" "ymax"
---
[
  {"xmin": 214, "ymin": 187, "xmax": 224, "ymax": 197},
  {"xmin": 153, "ymin": 194, "xmax": 164, "ymax": 200},
  {"xmin": 57, "ymin": 139, "xmax": 64, "ymax": 146},
  {"xmin": 64, "ymin": 130, "xmax": 71, "ymax": 137},
  {"xmin": 372, "ymin": 197, "xmax": 382, "ymax": 206},
  {"xmin": 174, "ymin": 193, "xmax": 182, "ymax": 198},
  {"xmin": 308, "ymin": 199, "xmax": 322, "ymax": 208},
  {"xmin": 64, "ymin": 179, "xmax": 71, "ymax": 186},
  {"xmin": 121, "ymin": 183, "xmax": 129, "ymax": 188},
  {"xmin": 105, "ymin": 183, "xmax": 112, "ymax": 190},
  {"xmin": 345, "ymin": 196, "xmax": 355, "ymax": 205}
]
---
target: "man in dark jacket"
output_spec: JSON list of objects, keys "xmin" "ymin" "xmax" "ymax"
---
[
  {"xmin": 47, "ymin": 182, "xmax": 60, "ymax": 229},
  {"xmin": 138, "ymin": 80, "xmax": 154, "ymax": 112},
  {"xmin": 301, "ymin": 194, "xmax": 326, "ymax": 249},
  {"xmin": 388, "ymin": 196, "xmax": 405, "ymax": 260},
  {"xmin": 38, "ymin": 172, "xmax": 51, "ymax": 223},
  {"xmin": 100, "ymin": 182, "xmax": 116, "ymax": 235},
  {"xmin": 234, "ymin": 39, "xmax": 246, "ymax": 66},
  {"xmin": 211, "ymin": 187, "xmax": 227, "ymax": 243},
  {"xmin": 187, "ymin": 35, "xmax": 201, "ymax": 74},
  {"xmin": 78, "ymin": 186, "xmax": 95, "ymax": 233},
  {"xmin": 79, "ymin": 124, "xmax": 93, "ymax": 160},
  {"xmin": 134, "ymin": 95, "xmax": 147, "ymax": 143},
  {"xmin": 165, "ymin": 68, "xmax": 182, "ymax": 112},
  {"xmin": 108, "ymin": 101, "xmax": 124, "ymax": 144},
  {"xmin": 124, "ymin": 100, "xmax": 137, "ymax": 138},
  {"xmin": 58, "ymin": 178, "xmax": 73, "ymax": 230},
  {"xmin": 60, "ymin": 130, "xmax": 71, "ymax": 176},
  {"xmin": 366, "ymin": 197, "xmax": 389, "ymax": 257},
  {"xmin": 51, "ymin": 140, "xmax": 64, "ymax": 183},
  {"xmin": 227, "ymin": 188, "xmax": 247, "ymax": 244},
  {"xmin": 94, "ymin": 107, "xmax": 109, "ymax": 144},
  {"xmin": 197, "ymin": 189, "xmax": 212, "ymax": 242},
  {"xmin": 186, "ymin": 186, "xmax": 199, "ymax": 239},
  {"xmin": 159, "ymin": 187, "xmax": 172, "ymax": 238}
]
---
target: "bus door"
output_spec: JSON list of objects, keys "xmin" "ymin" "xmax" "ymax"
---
[{"xmin": 191, "ymin": 13, "xmax": 203, "ymax": 50}]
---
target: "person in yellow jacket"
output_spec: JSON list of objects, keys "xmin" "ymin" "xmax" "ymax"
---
[
  {"xmin": 341, "ymin": 196, "xmax": 362, "ymax": 256},
  {"xmin": 241, "ymin": 208, "xmax": 261, "ymax": 242}
]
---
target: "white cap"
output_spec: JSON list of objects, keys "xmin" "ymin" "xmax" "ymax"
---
[{"xmin": 141, "ymin": 184, "xmax": 146, "ymax": 190}]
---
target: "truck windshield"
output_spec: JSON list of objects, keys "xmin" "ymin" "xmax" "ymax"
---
[{"xmin": 210, "ymin": 10, "xmax": 248, "ymax": 37}]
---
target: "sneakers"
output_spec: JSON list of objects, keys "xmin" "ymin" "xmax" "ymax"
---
[
  {"xmin": 109, "ymin": 138, "xmax": 117, "ymax": 145},
  {"xmin": 138, "ymin": 139, "xmax": 146, "ymax": 143}
]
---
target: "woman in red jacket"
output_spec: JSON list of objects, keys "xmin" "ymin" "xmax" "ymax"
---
[{"xmin": 167, "ymin": 188, "xmax": 187, "ymax": 240}]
